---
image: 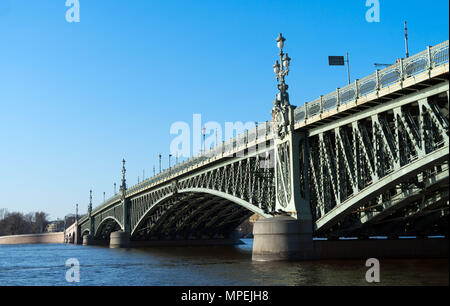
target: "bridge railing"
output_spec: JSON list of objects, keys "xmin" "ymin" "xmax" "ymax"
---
[{"xmin": 294, "ymin": 40, "xmax": 449, "ymax": 123}]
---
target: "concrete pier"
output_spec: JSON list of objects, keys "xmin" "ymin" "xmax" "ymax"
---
[
  {"xmin": 252, "ymin": 216, "xmax": 314, "ymax": 261},
  {"xmin": 110, "ymin": 231, "xmax": 130, "ymax": 248},
  {"xmin": 82, "ymin": 235, "xmax": 94, "ymax": 246}
]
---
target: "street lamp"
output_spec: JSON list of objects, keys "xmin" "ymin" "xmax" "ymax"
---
[
  {"xmin": 404, "ymin": 21, "xmax": 409, "ymax": 58},
  {"xmin": 159, "ymin": 154, "xmax": 162, "ymax": 173},
  {"xmin": 202, "ymin": 127, "xmax": 206, "ymax": 153},
  {"xmin": 273, "ymin": 61, "xmax": 280, "ymax": 75},
  {"xmin": 273, "ymin": 33, "xmax": 291, "ymax": 106},
  {"xmin": 121, "ymin": 159, "xmax": 127, "ymax": 190},
  {"xmin": 276, "ymin": 33, "xmax": 285, "ymax": 50},
  {"xmin": 272, "ymin": 33, "xmax": 294, "ymax": 140},
  {"xmin": 88, "ymin": 190, "xmax": 92, "ymax": 216},
  {"xmin": 283, "ymin": 54, "xmax": 291, "ymax": 69}
]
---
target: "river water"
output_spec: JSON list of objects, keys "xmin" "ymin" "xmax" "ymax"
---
[{"xmin": 0, "ymin": 239, "xmax": 447, "ymax": 286}]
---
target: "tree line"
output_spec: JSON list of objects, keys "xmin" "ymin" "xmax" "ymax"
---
[{"xmin": 0, "ymin": 209, "xmax": 49, "ymax": 236}]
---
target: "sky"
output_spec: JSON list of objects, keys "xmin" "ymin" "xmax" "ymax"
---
[{"xmin": 0, "ymin": 0, "xmax": 448, "ymax": 220}]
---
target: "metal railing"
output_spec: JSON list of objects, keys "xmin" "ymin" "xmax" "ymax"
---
[{"xmin": 294, "ymin": 40, "xmax": 449, "ymax": 123}]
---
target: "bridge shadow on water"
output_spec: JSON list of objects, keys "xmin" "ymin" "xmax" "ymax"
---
[{"xmin": 109, "ymin": 238, "xmax": 254, "ymax": 263}]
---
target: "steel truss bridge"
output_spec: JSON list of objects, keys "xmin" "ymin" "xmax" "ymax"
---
[{"xmin": 76, "ymin": 40, "xmax": 449, "ymax": 244}]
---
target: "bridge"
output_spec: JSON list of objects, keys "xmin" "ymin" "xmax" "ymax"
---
[{"xmin": 70, "ymin": 37, "xmax": 449, "ymax": 260}]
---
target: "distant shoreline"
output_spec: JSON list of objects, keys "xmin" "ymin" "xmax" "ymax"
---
[{"xmin": 0, "ymin": 232, "xmax": 64, "ymax": 245}]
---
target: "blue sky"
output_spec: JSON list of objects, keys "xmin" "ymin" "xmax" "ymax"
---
[{"xmin": 0, "ymin": 0, "xmax": 448, "ymax": 220}]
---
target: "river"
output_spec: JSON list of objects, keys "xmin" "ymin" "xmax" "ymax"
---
[{"xmin": 0, "ymin": 239, "xmax": 447, "ymax": 286}]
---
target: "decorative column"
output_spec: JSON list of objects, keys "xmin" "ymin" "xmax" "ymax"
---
[
  {"xmin": 74, "ymin": 203, "xmax": 79, "ymax": 244},
  {"xmin": 83, "ymin": 191, "xmax": 95, "ymax": 245},
  {"xmin": 89, "ymin": 190, "xmax": 94, "ymax": 234},
  {"xmin": 110, "ymin": 159, "xmax": 130, "ymax": 248},
  {"xmin": 252, "ymin": 34, "xmax": 314, "ymax": 261}
]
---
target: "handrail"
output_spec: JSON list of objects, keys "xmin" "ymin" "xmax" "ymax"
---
[{"xmin": 294, "ymin": 40, "xmax": 449, "ymax": 123}]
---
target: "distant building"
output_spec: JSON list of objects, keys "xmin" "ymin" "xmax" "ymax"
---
[{"xmin": 46, "ymin": 220, "xmax": 64, "ymax": 232}]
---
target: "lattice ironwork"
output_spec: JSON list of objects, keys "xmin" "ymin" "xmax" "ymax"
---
[{"xmin": 308, "ymin": 89, "xmax": 449, "ymax": 236}]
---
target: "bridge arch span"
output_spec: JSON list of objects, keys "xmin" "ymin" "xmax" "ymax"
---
[
  {"xmin": 178, "ymin": 188, "xmax": 271, "ymax": 218},
  {"xmin": 94, "ymin": 216, "xmax": 123, "ymax": 240},
  {"xmin": 130, "ymin": 192, "xmax": 174, "ymax": 236},
  {"xmin": 130, "ymin": 188, "xmax": 271, "ymax": 240}
]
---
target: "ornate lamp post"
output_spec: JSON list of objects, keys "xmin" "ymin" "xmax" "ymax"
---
[
  {"xmin": 120, "ymin": 159, "xmax": 127, "ymax": 192},
  {"xmin": 273, "ymin": 33, "xmax": 291, "ymax": 107},
  {"xmin": 119, "ymin": 158, "xmax": 130, "ymax": 234},
  {"xmin": 88, "ymin": 190, "xmax": 92, "ymax": 217},
  {"xmin": 88, "ymin": 190, "xmax": 94, "ymax": 237},
  {"xmin": 110, "ymin": 159, "xmax": 131, "ymax": 247},
  {"xmin": 202, "ymin": 127, "xmax": 206, "ymax": 153},
  {"xmin": 272, "ymin": 33, "xmax": 293, "ymax": 140}
]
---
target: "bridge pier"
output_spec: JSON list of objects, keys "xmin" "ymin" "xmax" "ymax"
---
[
  {"xmin": 82, "ymin": 235, "xmax": 94, "ymax": 246},
  {"xmin": 110, "ymin": 231, "xmax": 130, "ymax": 248},
  {"xmin": 252, "ymin": 216, "xmax": 314, "ymax": 261}
]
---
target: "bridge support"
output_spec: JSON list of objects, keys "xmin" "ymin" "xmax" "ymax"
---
[
  {"xmin": 110, "ymin": 231, "xmax": 130, "ymax": 248},
  {"xmin": 82, "ymin": 235, "xmax": 94, "ymax": 246},
  {"xmin": 252, "ymin": 215, "xmax": 314, "ymax": 261}
]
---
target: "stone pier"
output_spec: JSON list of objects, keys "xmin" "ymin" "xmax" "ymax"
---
[
  {"xmin": 252, "ymin": 216, "xmax": 314, "ymax": 261},
  {"xmin": 82, "ymin": 235, "xmax": 94, "ymax": 246},
  {"xmin": 110, "ymin": 231, "xmax": 130, "ymax": 248}
]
